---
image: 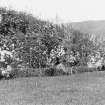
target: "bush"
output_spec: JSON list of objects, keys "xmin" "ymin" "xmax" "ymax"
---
[
  {"xmin": 54, "ymin": 68, "xmax": 67, "ymax": 76},
  {"xmin": 64, "ymin": 67, "xmax": 77, "ymax": 75},
  {"xmin": 9, "ymin": 68, "xmax": 19, "ymax": 78},
  {"xmin": 9, "ymin": 68, "xmax": 42, "ymax": 78},
  {"xmin": 0, "ymin": 70, "xmax": 3, "ymax": 79},
  {"xmin": 6, "ymin": 65, "xmax": 100, "ymax": 79},
  {"xmin": 43, "ymin": 66, "xmax": 67, "ymax": 76},
  {"xmin": 100, "ymin": 65, "xmax": 105, "ymax": 71},
  {"xmin": 75, "ymin": 66, "xmax": 98, "ymax": 73},
  {"xmin": 6, "ymin": 65, "xmax": 70, "ymax": 78},
  {"xmin": 43, "ymin": 67, "xmax": 55, "ymax": 76}
]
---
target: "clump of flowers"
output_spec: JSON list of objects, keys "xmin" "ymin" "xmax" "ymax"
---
[
  {"xmin": 50, "ymin": 45, "xmax": 65, "ymax": 59},
  {"xmin": 47, "ymin": 45, "xmax": 65, "ymax": 65}
]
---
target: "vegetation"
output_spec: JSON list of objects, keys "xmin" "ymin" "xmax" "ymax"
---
[{"xmin": 0, "ymin": 7, "xmax": 104, "ymax": 78}]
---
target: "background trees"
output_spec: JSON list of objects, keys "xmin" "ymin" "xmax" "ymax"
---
[
  {"xmin": 62, "ymin": 24, "xmax": 97, "ymax": 66},
  {"xmin": 0, "ymin": 7, "xmax": 102, "ymax": 77},
  {"xmin": 0, "ymin": 8, "xmax": 63, "ymax": 69}
]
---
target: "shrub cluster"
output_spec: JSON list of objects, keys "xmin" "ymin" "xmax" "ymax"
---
[
  {"xmin": 9, "ymin": 66, "xmax": 68, "ymax": 78},
  {"xmin": 75, "ymin": 66, "xmax": 98, "ymax": 73},
  {"xmin": 0, "ymin": 7, "xmax": 104, "ymax": 79}
]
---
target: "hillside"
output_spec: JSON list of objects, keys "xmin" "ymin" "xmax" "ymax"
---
[
  {"xmin": 0, "ymin": 8, "xmax": 64, "ymax": 69},
  {"xmin": 71, "ymin": 20, "xmax": 105, "ymax": 39}
]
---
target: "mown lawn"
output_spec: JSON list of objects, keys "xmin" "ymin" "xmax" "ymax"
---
[{"xmin": 0, "ymin": 71, "xmax": 105, "ymax": 105}]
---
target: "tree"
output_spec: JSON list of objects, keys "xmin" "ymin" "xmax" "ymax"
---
[{"xmin": 63, "ymin": 25, "xmax": 96, "ymax": 66}]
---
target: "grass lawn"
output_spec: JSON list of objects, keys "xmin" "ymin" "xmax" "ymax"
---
[{"xmin": 0, "ymin": 71, "xmax": 105, "ymax": 105}]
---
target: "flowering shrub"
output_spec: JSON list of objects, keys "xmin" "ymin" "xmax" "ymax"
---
[
  {"xmin": 49, "ymin": 45, "xmax": 65, "ymax": 64},
  {"xmin": 87, "ymin": 52, "xmax": 104, "ymax": 71},
  {"xmin": 50, "ymin": 45, "xmax": 65, "ymax": 58}
]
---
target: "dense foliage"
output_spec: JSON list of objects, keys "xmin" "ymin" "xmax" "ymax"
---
[{"xmin": 0, "ymin": 7, "xmax": 104, "ymax": 77}]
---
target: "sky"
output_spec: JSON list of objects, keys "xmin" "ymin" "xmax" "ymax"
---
[{"xmin": 0, "ymin": 0, "xmax": 105, "ymax": 23}]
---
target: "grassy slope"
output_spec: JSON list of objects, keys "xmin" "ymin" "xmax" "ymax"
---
[{"xmin": 0, "ymin": 71, "xmax": 105, "ymax": 105}]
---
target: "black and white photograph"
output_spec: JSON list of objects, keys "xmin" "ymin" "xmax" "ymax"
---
[{"xmin": 0, "ymin": 0, "xmax": 105, "ymax": 104}]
